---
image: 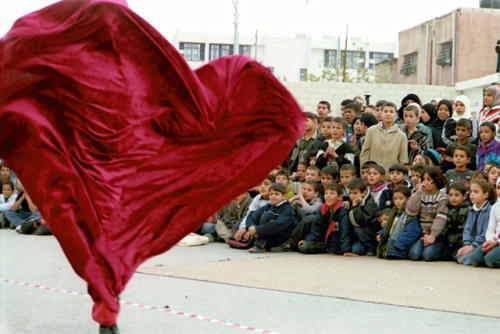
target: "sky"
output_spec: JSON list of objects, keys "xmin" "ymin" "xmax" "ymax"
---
[{"xmin": 0, "ymin": 0, "xmax": 481, "ymax": 43}]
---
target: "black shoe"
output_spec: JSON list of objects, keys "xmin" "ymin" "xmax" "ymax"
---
[
  {"xmin": 280, "ymin": 240, "xmax": 296, "ymax": 252},
  {"xmin": 99, "ymin": 324, "xmax": 120, "ymax": 334},
  {"xmin": 17, "ymin": 220, "xmax": 37, "ymax": 234},
  {"xmin": 33, "ymin": 224, "xmax": 52, "ymax": 235}
]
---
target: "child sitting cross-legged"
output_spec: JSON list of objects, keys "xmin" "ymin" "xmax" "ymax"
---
[
  {"xmin": 340, "ymin": 164, "xmax": 357, "ymax": 208},
  {"xmin": 445, "ymin": 146, "xmax": 473, "ymax": 190},
  {"xmin": 296, "ymin": 183, "xmax": 352, "ymax": 254},
  {"xmin": 245, "ymin": 183, "xmax": 298, "ymax": 253},
  {"xmin": 456, "ymin": 179, "xmax": 493, "ymax": 265},
  {"xmin": 344, "ymin": 178, "xmax": 380, "ymax": 256},
  {"xmin": 377, "ymin": 186, "xmax": 422, "ymax": 259},
  {"xmin": 379, "ymin": 163, "xmax": 410, "ymax": 210},
  {"xmin": 318, "ymin": 165, "xmax": 339, "ymax": 201},
  {"xmin": 442, "ymin": 182, "xmax": 471, "ymax": 261},
  {"xmin": 275, "ymin": 171, "xmax": 296, "ymax": 199}
]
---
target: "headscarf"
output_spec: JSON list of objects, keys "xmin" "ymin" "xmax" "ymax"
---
[
  {"xmin": 485, "ymin": 86, "xmax": 500, "ymax": 108},
  {"xmin": 421, "ymin": 103, "xmax": 440, "ymax": 127},
  {"xmin": 436, "ymin": 99, "xmax": 453, "ymax": 120},
  {"xmin": 398, "ymin": 93, "xmax": 421, "ymax": 120},
  {"xmin": 452, "ymin": 95, "xmax": 471, "ymax": 121}
]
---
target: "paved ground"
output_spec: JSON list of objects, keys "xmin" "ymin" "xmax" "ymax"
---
[{"xmin": 1, "ymin": 230, "xmax": 499, "ymax": 334}]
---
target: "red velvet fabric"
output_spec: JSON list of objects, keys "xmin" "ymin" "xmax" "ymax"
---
[{"xmin": 0, "ymin": 0, "xmax": 304, "ymax": 325}]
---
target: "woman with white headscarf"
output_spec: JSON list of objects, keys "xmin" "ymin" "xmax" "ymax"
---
[{"xmin": 441, "ymin": 95, "xmax": 478, "ymax": 146}]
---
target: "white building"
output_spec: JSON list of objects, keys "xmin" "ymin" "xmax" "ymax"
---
[{"xmin": 170, "ymin": 31, "xmax": 398, "ymax": 82}]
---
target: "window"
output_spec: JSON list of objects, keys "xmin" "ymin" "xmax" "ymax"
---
[
  {"xmin": 324, "ymin": 49, "xmax": 337, "ymax": 68},
  {"xmin": 400, "ymin": 52, "xmax": 417, "ymax": 76},
  {"xmin": 437, "ymin": 42, "xmax": 452, "ymax": 66},
  {"xmin": 179, "ymin": 42, "xmax": 205, "ymax": 61},
  {"xmin": 239, "ymin": 45, "xmax": 252, "ymax": 57},
  {"xmin": 209, "ymin": 44, "xmax": 233, "ymax": 60},
  {"xmin": 340, "ymin": 50, "xmax": 366, "ymax": 69},
  {"xmin": 369, "ymin": 52, "xmax": 393, "ymax": 69},
  {"xmin": 300, "ymin": 68, "xmax": 308, "ymax": 81}
]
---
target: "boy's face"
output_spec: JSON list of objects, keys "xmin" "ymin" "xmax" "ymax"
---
[
  {"xmin": 304, "ymin": 117, "xmax": 315, "ymax": 132},
  {"xmin": 367, "ymin": 168, "xmax": 383, "ymax": 186},
  {"xmin": 488, "ymin": 167, "xmax": 500, "ymax": 186},
  {"xmin": 379, "ymin": 213, "xmax": 389, "ymax": 228},
  {"xmin": 410, "ymin": 172, "xmax": 421, "ymax": 186},
  {"xmin": 390, "ymin": 170, "xmax": 406, "ymax": 185},
  {"xmin": 320, "ymin": 121, "xmax": 333, "ymax": 139},
  {"xmin": 348, "ymin": 188, "xmax": 366, "ymax": 203},
  {"xmin": 295, "ymin": 164, "xmax": 307, "ymax": 181},
  {"xmin": 0, "ymin": 167, "xmax": 10, "ymax": 178},
  {"xmin": 259, "ymin": 179, "xmax": 272, "ymax": 197},
  {"xmin": 455, "ymin": 126, "xmax": 471, "ymax": 141},
  {"xmin": 381, "ymin": 106, "xmax": 397, "ymax": 124},
  {"xmin": 448, "ymin": 188, "xmax": 466, "ymax": 207},
  {"xmin": 343, "ymin": 108, "xmax": 356, "ymax": 124},
  {"xmin": 316, "ymin": 103, "xmax": 330, "ymax": 119},
  {"xmin": 269, "ymin": 189, "xmax": 286, "ymax": 205},
  {"xmin": 452, "ymin": 149, "xmax": 469, "ymax": 168},
  {"xmin": 479, "ymin": 126, "xmax": 495, "ymax": 144},
  {"xmin": 300, "ymin": 183, "xmax": 318, "ymax": 201},
  {"xmin": 305, "ymin": 169, "xmax": 320, "ymax": 182},
  {"xmin": 340, "ymin": 170, "xmax": 355, "ymax": 187},
  {"xmin": 324, "ymin": 189, "xmax": 340, "ymax": 206},
  {"xmin": 393, "ymin": 192, "xmax": 408, "ymax": 210},
  {"xmin": 320, "ymin": 173, "xmax": 335, "ymax": 186},
  {"xmin": 375, "ymin": 106, "xmax": 384, "ymax": 121},
  {"xmin": 275, "ymin": 175, "xmax": 289, "ymax": 187},
  {"xmin": 361, "ymin": 168, "xmax": 370, "ymax": 182},
  {"xmin": 403, "ymin": 109, "xmax": 418, "ymax": 128},
  {"xmin": 2, "ymin": 184, "xmax": 13, "ymax": 198},
  {"xmin": 413, "ymin": 155, "xmax": 426, "ymax": 166},
  {"xmin": 330, "ymin": 122, "xmax": 345, "ymax": 139},
  {"xmin": 309, "ymin": 156, "xmax": 316, "ymax": 166}
]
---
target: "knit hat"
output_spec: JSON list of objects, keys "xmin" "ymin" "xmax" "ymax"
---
[{"xmin": 424, "ymin": 150, "xmax": 440, "ymax": 166}]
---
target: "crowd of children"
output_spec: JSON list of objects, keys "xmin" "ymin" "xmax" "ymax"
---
[{"xmin": 2, "ymin": 85, "xmax": 500, "ymax": 268}]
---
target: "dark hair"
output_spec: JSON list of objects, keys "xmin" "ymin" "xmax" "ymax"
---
[
  {"xmin": 266, "ymin": 174, "xmax": 276, "ymax": 183},
  {"xmin": 456, "ymin": 118, "xmax": 472, "ymax": 130},
  {"xmin": 304, "ymin": 180, "xmax": 321, "ymax": 193},
  {"xmin": 382, "ymin": 101, "xmax": 397, "ymax": 111},
  {"xmin": 485, "ymin": 161, "xmax": 500, "ymax": 173},
  {"xmin": 423, "ymin": 166, "xmax": 447, "ymax": 190},
  {"xmin": 341, "ymin": 99, "xmax": 354, "ymax": 106},
  {"xmin": 321, "ymin": 116, "xmax": 334, "ymax": 124},
  {"xmin": 471, "ymin": 170, "xmax": 488, "ymax": 181},
  {"xmin": 270, "ymin": 182, "xmax": 287, "ymax": 194},
  {"xmin": 453, "ymin": 145, "xmax": 470, "ymax": 158},
  {"xmin": 410, "ymin": 164, "xmax": 425, "ymax": 179},
  {"xmin": 389, "ymin": 163, "xmax": 409, "ymax": 175},
  {"xmin": 2, "ymin": 181, "xmax": 14, "ymax": 191},
  {"xmin": 331, "ymin": 117, "xmax": 347, "ymax": 129},
  {"xmin": 370, "ymin": 164, "xmax": 386, "ymax": 176},
  {"xmin": 403, "ymin": 104, "xmax": 420, "ymax": 117},
  {"xmin": 275, "ymin": 171, "xmax": 290, "ymax": 180},
  {"xmin": 361, "ymin": 161, "xmax": 378, "ymax": 170},
  {"xmin": 365, "ymin": 104, "xmax": 376, "ymax": 110},
  {"xmin": 318, "ymin": 100, "xmax": 331, "ymax": 110},
  {"xmin": 348, "ymin": 178, "xmax": 367, "ymax": 192},
  {"xmin": 360, "ymin": 113, "xmax": 378, "ymax": 128},
  {"xmin": 480, "ymin": 121, "xmax": 496, "ymax": 133},
  {"xmin": 437, "ymin": 99, "xmax": 453, "ymax": 118},
  {"xmin": 0, "ymin": 163, "xmax": 10, "ymax": 170},
  {"xmin": 414, "ymin": 153, "xmax": 431, "ymax": 165},
  {"xmin": 393, "ymin": 185, "xmax": 411, "ymax": 198},
  {"xmin": 470, "ymin": 179, "xmax": 495, "ymax": 204},
  {"xmin": 321, "ymin": 165, "xmax": 340, "ymax": 179},
  {"xmin": 324, "ymin": 182, "xmax": 344, "ymax": 196},
  {"xmin": 378, "ymin": 208, "xmax": 392, "ymax": 218},
  {"xmin": 448, "ymin": 181, "xmax": 467, "ymax": 195},
  {"xmin": 340, "ymin": 164, "xmax": 357, "ymax": 175},
  {"xmin": 298, "ymin": 161, "xmax": 308, "ymax": 168},
  {"xmin": 308, "ymin": 149, "xmax": 319, "ymax": 160},
  {"xmin": 304, "ymin": 111, "xmax": 319, "ymax": 122},
  {"xmin": 344, "ymin": 102, "xmax": 361, "ymax": 114},
  {"xmin": 376, "ymin": 100, "xmax": 387, "ymax": 108},
  {"xmin": 307, "ymin": 165, "xmax": 321, "ymax": 174}
]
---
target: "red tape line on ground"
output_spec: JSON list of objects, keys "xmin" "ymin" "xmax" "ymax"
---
[{"xmin": 1, "ymin": 278, "xmax": 280, "ymax": 334}]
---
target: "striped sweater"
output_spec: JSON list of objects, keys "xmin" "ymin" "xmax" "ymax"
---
[{"xmin": 406, "ymin": 189, "xmax": 448, "ymax": 237}]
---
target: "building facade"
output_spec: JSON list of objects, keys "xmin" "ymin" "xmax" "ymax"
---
[{"xmin": 398, "ymin": 7, "xmax": 500, "ymax": 86}]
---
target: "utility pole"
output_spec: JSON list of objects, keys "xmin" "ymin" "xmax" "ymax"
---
[
  {"xmin": 343, "ymin": 23, "xmax": 348, "ymax": 82},
  {"xmin": 232, "ymin": 0, "xmax": 239, "ymax": 55}
]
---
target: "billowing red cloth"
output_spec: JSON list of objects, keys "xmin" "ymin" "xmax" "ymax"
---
[{"xmin": 0, "ymin": 0, "xmax": 304, "ymax": 325}]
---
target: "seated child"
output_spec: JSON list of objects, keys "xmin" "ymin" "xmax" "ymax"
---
[
  {"xmin": 297, "ymin": 183, "xmax": 352, "ymax": 254},
  {"xmin": 442, "ymin": 182, "xmax": 471, "ymax": 260},
  {"xmin": 407, "ymin": 167, "xmax": 449, "ymax": 261},
  {"xmin": 377, "ymin": 208, "xmax": 391, "ymax": 231},
  {"xmin": 5, "ymin": 190, "xmax": 42, "ymax": 230},
  {"xmin": 409, "ymin": 164, "xmax": 425, "ymax": 193},
  {"xmin": 305, "ymin": 166, "xmax": 321, "ymax": 182},
  {"xmin": 456, "ymin": 179, "xmax": 493, "ymax": 265},
  {"xmin": 483, "ymin": 161, "xmax": 498, "ymax": 173},
  {"xmin": 412, "ymin": 153, "xmax": 430, "ymax": 166},
  {"xmin": 308, "ymin": 149, "xmax": 319, "ymax": 167},
  {"xmin": 367, "ymin": 164, "xmax": 387, "ymax": 207},
  {"xmin": 0, "ymin": 181, "xmax": 17, "ymax": 227},
  {"xmin": 344, "ymin": 178, "xmax": 379, "ymax": 256},
  {"xmin": 318, "ymin": 165, "xmax": 339, "ymax": 200},
  {"xmin": 445, "ymin": 146, "xmax": 473, "ymax": 189},
  {"xmin": 290, "ymin": 162, "xmax": 307, "ymax": 183},
  {"xmin": 477, "ymin": 122, "xmax": 500, "ymax": 171},
  {"xmin": 471, "ymin": 170, "xmax": 488, "ymax": 182},
  {"xmin": 470, "ymin": 179, "xmax": 500, "ymax": 268},
  {"xmin": 379, "ymin": 163, "xmax": 410, "ymax": 210},
  {"xmin": 212, "ymin": 192, "xmax": 253, "ymax": 241},
  {"xmin": 275, "ymin": 171, "xmax": 296, "ymax": 199},
  {"xmin": 443, "ymin": 119, "xmax": 477, "ymax": 171},
  {"xmin": 0, "ymin": 163, "xmax": 22, "ymax": 193},
  {"xmin": 245, "ymin": 183, "xmax": 298, "ymax": 253},
  {"xmin": 289, "ymin": 181, "xmax": 322, "ymax": 216},
  {"xmin": 487, "ymin": 164, "xmax": 500, "ymax": 190},
  {"xmin": 377, "ymin": 186, "xmax": 421, "ymax": 259},
  {"xmin": 340, "ymin": 164, "xmax": 357, "ymax": 208},
  {"xmin": 316, "ymin": 117, "xmax": 355, "ymax": 170},
  {"xmin": 360, "ymin": 161, "xmax": 377, "ymax": 183}
]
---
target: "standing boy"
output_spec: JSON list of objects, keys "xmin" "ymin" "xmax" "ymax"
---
[
  {"xmin": 401, "ymin": 104, "xmax": 429, "ymax": 164},
  {"xmin": 360, "ymin": 102, "xmax": 408, "ymax": 180}
]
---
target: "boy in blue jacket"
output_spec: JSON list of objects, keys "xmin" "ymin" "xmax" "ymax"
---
[
  {"xmin": 299, "ymin": 183, "xmax": 353, "ymax": 254},
  {"xmin": 246, "ymin": 183, "xmax": 298, "ymax": 253}
]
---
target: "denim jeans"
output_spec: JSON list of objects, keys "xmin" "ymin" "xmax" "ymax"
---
[
  {"xmin": 196, "ymin": 222, "xmax": 216, "ymax": 236},
  {"xmin": 470, "ymin": 244, "xmax": 500, "ymax": 268},
  {"xmin": 408, "ymin": 237, "xmax": 445, "ymax": 261},
  {"xmin": 4, "ymin": 209, "xmax": 40, "ymax": 228},
  {"xmin": 352, "ymin": 226, "xmax": 376, "ymax": 255}
]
